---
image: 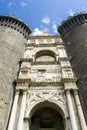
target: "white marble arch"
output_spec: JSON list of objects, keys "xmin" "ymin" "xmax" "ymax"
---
[
  {"xmin": 25, "ymin": 98, "xmax": 68, "ymax": 120},
  {"xmin": 23, "ymin": 98, "xmax": 71, "ymax": 130},
  {"xmin": 24, "ymin": 99, "xmax": 69, "ymax": 130}
]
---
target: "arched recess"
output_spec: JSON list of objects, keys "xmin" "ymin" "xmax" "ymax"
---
[
  {"xmin": 35, "ymin": 50, "xmax": 56, "ymax": 62},
  {"xmin": 28, "ymin": 100, "xmax": 66, "ymax": 130},
  {"xmin": 28, "ymin": 100, "xmax": 66, "ymax": 119}
]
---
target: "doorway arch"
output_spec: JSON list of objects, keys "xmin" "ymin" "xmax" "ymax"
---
[
  {"xmin": 28, "ymin": 101, "xmax": 67, "ymax": 130},
  {"xmin": 30, "ymin": 107, "xmax": 64, "ymax": 130}
]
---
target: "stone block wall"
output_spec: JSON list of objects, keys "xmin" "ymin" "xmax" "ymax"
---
[
  {"xmin": 0, "ymin": 15, "xmax": 31, "ymax": 130},
  {"xmin": 58, "ymin": 12, "xmax": 87, "ymax": 123}
]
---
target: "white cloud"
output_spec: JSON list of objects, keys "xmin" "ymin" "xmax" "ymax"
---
[
  {"xmin": 8, "ymin": 2, "xmax": 12, "ymax": 8},
  {"xmin": 68, "ymin": 9, "xmax": 75, "ymax": 16},
  {"xmin": 21, "ymin": 2, "xmax": 27, "ymax": 7},
  {"xmin": 32, "ymin": 28, "xmax": 43, "ymax": 36},
  {"xmin": 41, "ymin": 17, "xmax": 51, "ymax": 24},
  {"xmin": 52, "ymin": 24, "xmax": 57, "ymax": 33},
  {"xmin": 8, "ymin": 2, "xmax": 15, "ymax": 8},
  {"xmin": 40, "ymin": 25, "xmax": 49, "ymax": 32}
]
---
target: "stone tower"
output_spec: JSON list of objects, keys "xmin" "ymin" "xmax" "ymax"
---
[
  {"xmin": 58, "ymin": 12, "xmax": 87, "ymax": 123},
  {"xmin": 0, "ymin": 15, "xmax": 31, "ymax": 130},
  {"xmin": 7, "ymin": 31, "xmax": 86, "ymax": 130}
]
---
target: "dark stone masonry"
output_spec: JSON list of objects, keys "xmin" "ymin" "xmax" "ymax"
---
[{"xmin": 58, "ymin": 12, "xmax": 87, "ymax": 123}]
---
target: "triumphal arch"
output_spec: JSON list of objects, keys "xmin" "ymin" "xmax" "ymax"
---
[{"xmin": 8, "ymin": 31, "xmax": 86, "ymax": 130}]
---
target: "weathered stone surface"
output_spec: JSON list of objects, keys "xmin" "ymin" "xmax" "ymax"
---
[
  {"xmin": 0, "ymin": 26, "xmax": 27, "ymax": 130},
  {"xmin": 58, "ymin": 13, "xmax": 87, "ymax": 123}
]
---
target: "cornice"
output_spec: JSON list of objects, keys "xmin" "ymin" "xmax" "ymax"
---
[
  {"xmin": 20, "ymin": 58, "xmax": 60, "ymax": 65},
  {"xmin": 20, "ymin": 58, "xmax": 33, "ymax": 62},
  {"xmin": 59, "ymin": 57, "xmax": 71, "ymax": 61},
  {"xmin": 28, "ymin": 35, "xmax": 60, "ymax": 39},
  {"xmin": 61, "ymin": 77, "xmax": 77, "ymax": 83},
  {"xmin": 26, "ymin": 42, "xmax": 64, "ymax": 47},
  {"xmin": 31, "ymin": 61, "xmax": 59, "ymax": 65},
  {"xmin": 17, "ymin": 78, "xmax": 31, "ymax": 84},
  {"xmin": 30, "ymin": 81, "xmax": 62, "ymax": 86}
]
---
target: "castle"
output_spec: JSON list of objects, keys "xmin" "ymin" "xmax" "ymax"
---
[{"xmin": 0, "ymin": 13, "xmax": 87, "ymax": 130}]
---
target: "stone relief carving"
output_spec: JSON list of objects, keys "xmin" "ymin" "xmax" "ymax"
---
[
  {"xmin": 24, "ymin": 89, "xmax": 67, "ymax": 117},
  {"xmin": 26, "ymin": 90, "xmax": 66, "ymax": 107},
  {"xmin": 30, "ymin": 73, "xmax": 61, "ymax": 82},
  {"xmin": 24, "ymin": 48, "xmax": 34, "ymax": 59},
  {"xmin": 45, "ymin": 74, "xmax": 61, "ymax": 82},
  {"xmin": 62, "ymin": 68, "xmax": 74, "ymax": 78}
]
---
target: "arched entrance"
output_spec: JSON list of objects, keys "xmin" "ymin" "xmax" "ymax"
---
[{"xmin": 30, "ymin": 107, "xmax": 64, "ymax": 130}]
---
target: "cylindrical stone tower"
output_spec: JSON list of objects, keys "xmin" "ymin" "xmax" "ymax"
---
[
  {"xmin": 58, "ymin": 12, "xmax": 87, "ymax": 123},
  {"xmin": 0, "ymin": 15, "xmax": 31, "ymax": 129}
]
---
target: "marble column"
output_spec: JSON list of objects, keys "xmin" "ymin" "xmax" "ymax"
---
[
  {"xmin": 64, "ymin": 117, "xmax": 71, "ymax": 130},
  {"xmin": 8, "ymin": 91, "xmax": 19, "ymax": 130},
  {"xmin": 17, "ymin": 91, "xmax": 27, "ymax": 130},
  {"xmin": 23, "ymin": 118, "xmax": 30, "ymax": 130},
  {"xmin": 73, "ymin": 90, "xmax": 87, "ymax": 130},
  {"xmin": 66, "ymin": 90, "xmax": 78, "ymax": 130}
]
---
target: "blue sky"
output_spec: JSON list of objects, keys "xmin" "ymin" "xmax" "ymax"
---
[{"xmin": 0, "ymin": 0, "xmax": 87, "ymax": 35}]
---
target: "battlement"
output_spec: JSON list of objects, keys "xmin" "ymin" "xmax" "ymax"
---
[
  {"xmin": 58, "ymin": 12, "xmax": 87, "ymax": 37},
  {"xmin": 0, "ymin": 15, "xmax": 32, "ymax": 39}
]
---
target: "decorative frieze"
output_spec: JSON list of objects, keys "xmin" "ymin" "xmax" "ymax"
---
[
  {"xmin": 64, "ymin": 82, "xmax": 77, "ymax": 90},
  {"xmin": 27, "ymin": 90, "xmax": 65, "ymax": 105},
  {"xmin": 19, "ymin": 72, "xmax": 61, "ymax": 83},
  {"xmin": 24, "ymin": 88, "xmax": 67, "ymax": 118},
  {"xmin": 27, "ymin": 36, "xmax": 63, "ymax": 45},
  {"xmin": 60, "ymin": 60, "xmax": 71, "ymax": 68},
  {"xmin": 62, "ymin": 68, "xmax": 74, "ymax": 78}
]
